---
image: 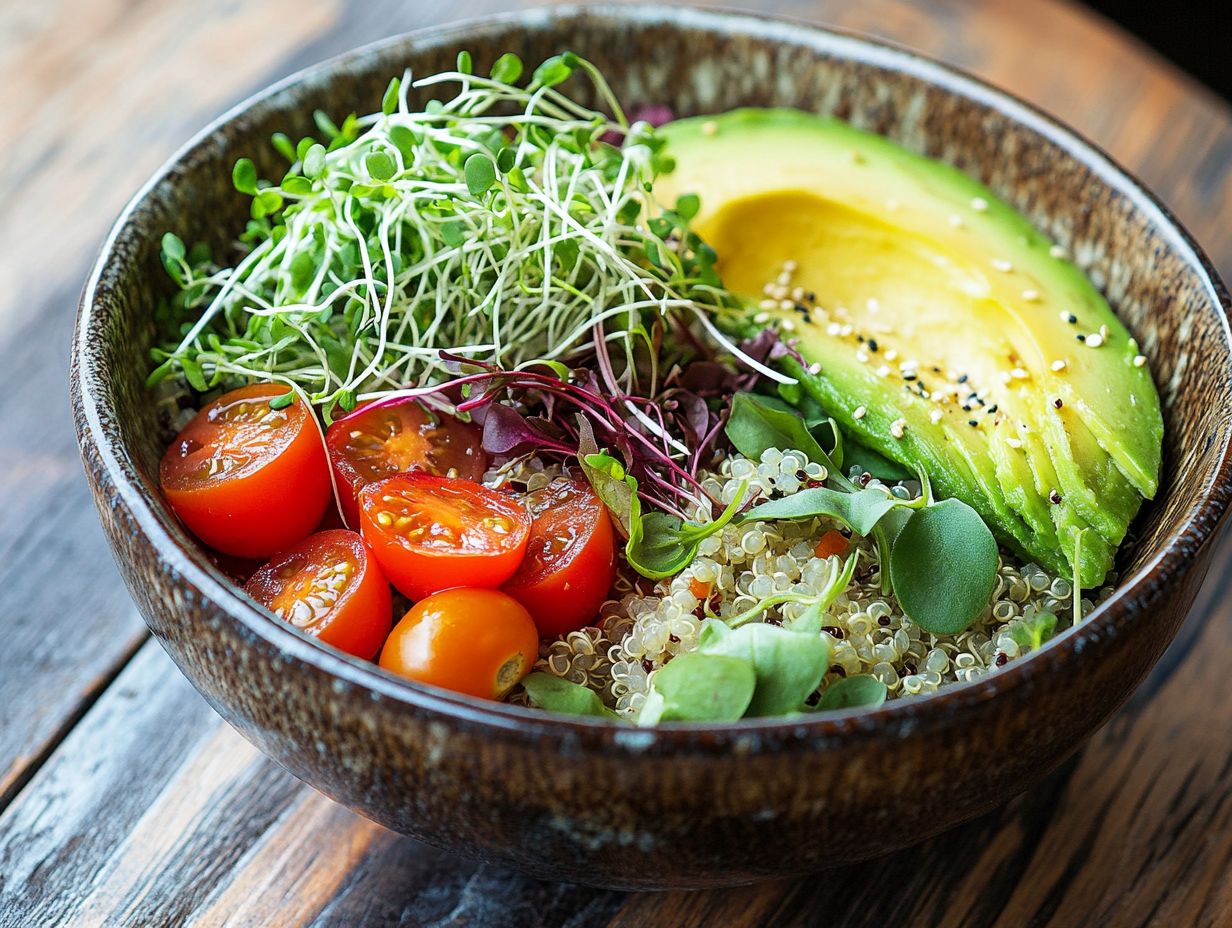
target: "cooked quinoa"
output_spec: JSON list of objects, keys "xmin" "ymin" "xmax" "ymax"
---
[{"xmin": 502, "ymin": 447, "xmax": 1112, "ymax": 718}]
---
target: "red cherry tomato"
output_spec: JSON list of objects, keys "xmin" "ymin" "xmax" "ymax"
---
[
  {"xmin": 325, "ymin": 400, "xmax": 487, "ymax": 527},
  {"xmin": 245, "ymin": 530, "xmax": 392, "ymax": 660},
  {"xmin": 379, "ymin": 588, "xmax": 538, "ymax": 699},
  {"xmin": 160, "ymin": 384, "xmax": 330, "ymax": 558},
  {"xmin": 503, "ymin": 476, "xmax": 616, "ymax": 637},
  {"xmin": 358, "ymin": 473, "xmax": 531, "ymax": 601}
]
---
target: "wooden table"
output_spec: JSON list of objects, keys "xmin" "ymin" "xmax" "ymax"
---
[{"xmin": 2, "ymin": 1, "xmax": 1230, "ymax": 924}]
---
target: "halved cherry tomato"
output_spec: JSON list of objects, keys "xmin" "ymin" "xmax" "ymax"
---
[
  {"xmin": 326, "ymin": 399, "xmax": 487, "ymax": 527},
  {"xmin": 245, "ymin": 530, "xmax": 392, "ymax": 660},
  {"xmin": 358, "ymin": 473, "xmax": 531, "ymax": 600},
  {"xmin": 160, "ymin": 384, "xmax": 330, "ymax": 557},
  {"xmin": 379, "ymin": 588, "xmax": 538, "ymax": 699},
  {"xmin": 502, "ymin": 476, "xmax": 615, "ymax": 637}
]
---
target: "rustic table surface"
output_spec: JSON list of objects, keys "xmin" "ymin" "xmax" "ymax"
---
[{"xmin": 1, "ymin": 0, "xmax": 1230, "ymax": 925}]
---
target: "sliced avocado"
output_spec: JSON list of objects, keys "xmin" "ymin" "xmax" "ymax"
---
[{"xmin": 657, "ymin": 109, "xmax": 1163, "ymax": 585}]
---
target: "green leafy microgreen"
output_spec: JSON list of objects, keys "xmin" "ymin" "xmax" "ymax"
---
[
  {"xmin": 268, "ymin": 391, "xmax": 296, "ymax": 410},
  {"xmin": 456, "ymin": 50, "xmax": 473, "ymax": 75},
  {"xmin": 271, "ymin": 132, "xmax": 296, "ymax": 162},
  {"xmin": 463, "ymin": 152, "xmax": 497, "ymax": 196},
  {"xmin": 490, "ymin": 52, "xmax": 523, "ymax": 84},
  {"xmin": 889, "ymin": 498, "xmax": 998, "ymax": 635},
  {"xmin": 697, "ymin": 619, "xmax": 830, "ymax": 717},
  {"xmin": 639, "ymin": 652, "xmax": 755, "ymax": 724},
  {"xmin": 579, "ymin": 452, "xmax": 641, "ymax": 538},
  {"xmin": 725, "ymin": 393, "xmax": 839, "ymax": 479},
  {"xmin": 815, "ymin": 676, "xmax": 888, "ymax": 711},
  {"xmin": 625, "ymin": 482, "xmax": 747, "ymax": 579},
  {"xmin": 365, "ymin": 150, "xmax": 397, "ymax": 182},
  {"xmin": 522, "ymin": 673, "xmax": 617, "ymax": 718},
  {"xmin": 1010, "ymin": 611, "xmax": 1057, "ymax": 652},
  {"xmin": 302, "ymin": 143, "xmax": 326, "ymax": 179},
  {"xmin": 532, "ymin": 54, "xmax": 574, "ymax": 88},
  {"xmin": 381, "ymin": 77, "xmax": 401, "ymax": 115},
  {"xmin": 232, "ymin": 158, "xmax": 258, "ymax": 195},
  {"xmin": 741, "ymin": 486, "xmax": 903, "ymax": 536}
]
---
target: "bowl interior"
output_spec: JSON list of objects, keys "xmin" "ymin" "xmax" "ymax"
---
[{"xmin": 79, "ymin": 7, "xmax": 1232, "ymax": 717}]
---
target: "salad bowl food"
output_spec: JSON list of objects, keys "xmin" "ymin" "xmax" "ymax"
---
[{"xmin": 73, "ymin": 6, "xmax": 1232, "ymax": 889}]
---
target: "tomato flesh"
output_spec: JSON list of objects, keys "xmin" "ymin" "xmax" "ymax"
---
[
  {"xmin": 359, "ymin": 473, "xmax": 530, "ymax": 601},
  {"xmin": 160, "ymin": 384, "xmax": 331, "ymax": 557},
  {"xmin": 245, "ymin": 530, "xmax": 392, "ymax": 659},
  {"xmin": 326, "ymin": 400, "xmax": 487, "ymax": 527},
  {"xmin": 503, "ymin": 476, "xmax": 616, "ymax": 637},
  {"xmin": 379, "ymin": 588, "xmax": 538, "ymax": 699}
]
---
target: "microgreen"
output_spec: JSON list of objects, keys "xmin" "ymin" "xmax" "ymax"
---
[
  {"xmin": 741, "ymin": 486, "xmax": 905, "ymax": 536},
  {"xmin": 637, "ymin": 652, "xmax": 755, "ymax": 724},
  {"xmin": 522, "ymin": 673, "xmax": 618, "ymax": 718},
  {"xmin": 626, "ymin": 483, "xmax": 747, "ymax": 578},
  {"xmin": 724, "ymin": 393, "xmax": 838, "ymax": 478},
  {"xmin": 1010, "ymin": 611, "xmax": 1057, "ymax": 652},
  {"xmin": 150, "ymin": 54, "xmax": 773, "ymax": 417},
  {"xmin": 696, "ymin": 618, "xmax": 831, "ymax": 717},
  {"xmin": 815, "ymin": 676, "xmax": 888, "ymax": 711},
  {"xmin": 888, "ymin": 498, "xmax": 998, "ymax": 635}
]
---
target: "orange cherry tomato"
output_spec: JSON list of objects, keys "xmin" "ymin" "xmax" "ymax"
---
[
  {"xmin": 358, "ymin": 473, "xmax": 531, "ymax": 601},
  {"xmin": 814, "ymin": 529, "xmax": 850, "ymax": 559},
  {"xmin": 245, "ymin": 530, "xmax": 392, "ymax": 660},
  {"xmin": 379, "ymin": 588, "xmax": 538, "ymax": 699},
  {"xmin": 502, "ymin": 476, "xmax": 616, "ymax": 637},
  {"xmin": 325, "ymin": 399, "xmax": 487, "ymax": 528},
  {"xmin": 160, "ymin": 384, "xmax": 331, "ymax": 558}
]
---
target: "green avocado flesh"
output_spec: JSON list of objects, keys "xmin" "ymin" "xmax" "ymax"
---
[{"xmin": 656, "ymin": 109, "xmax": 1163, "ymax": 586}]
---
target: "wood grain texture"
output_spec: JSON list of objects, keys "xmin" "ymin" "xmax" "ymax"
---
[{"xmin": 1, "ymin": 0, "xmax": 1230, "ymax": 924}]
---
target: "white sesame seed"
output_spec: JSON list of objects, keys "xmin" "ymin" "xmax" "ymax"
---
[
  {"xmin": 1007, "ymin": 437, "xmax": 1023, "ymax": 449},
  {"xmin": 758, "ymin": 299, "xmax": 775, "ymax": 310},
  {"xmin": 777, "ymin": 299, "xmax": 793, "ymax": 311},
  {"xmin": 999, "ymin": 371, "xmax": 1012, "ymax": 385},
  {"xmin": 992, "ymin": 258, "xmax": 1014, "ymax": 273},
  {"xmin": 884, "ymin": 348, "xmax": 899, "ymax": 362},
  {"xmin": 930, "ymin": 390, "xmax": 945, "ymax": 402},
  {"xmin": 890, "ymin": 418, "xmax": 907, "ymax": 439},
  {"xmin": 1022, "ymin": 289, "xmax": 1040, "ymax": 301},
  {"xmin": 856, "ymin": 350, "xmax": 870, "ymax": 363},
  {"xmin": 840, "ymin": 324, "xmax": 854, "ymax": 337},
  {"xmin": 1010, "ymin": 367, "xmax": 1029, "ymax": 380},
  {"xmin": 783, "ymin": 259, "xmax": 798, "ymax": 274},
  {"xmin": 1051, "ymin": 359, "xmax": 1068, "ymax": 372},
  {"xmin": 1133, "ymin": 354, "xmax": 1147, "ymax": 367},
  {"xmin": 701, "ymin": 120, "xmax": 718, "ymax": 136},
  {"xmin": 1086, "ymin": 333, "xmax": 1104, "ymax": 348},
  {"xmin": 853, "ymin": 405, "xmax": 867, "ymax": 420},
  {"xmin": 929, "ymin": 409, "xmax": 943, "ymax": 425},
  {"xmin": 866, "ymin": 297, "xmax": 881, "ymax": 313},
  {"xmin": 948, "ymin": 214, "xmax": 965, "ymax": 228},
  {"xmin": 1099, "ymin": 324, "xmax": 1109, "ymax": 339},
  {"xmin": 826, "ymin": 322, "xmax": 842, "ymax": 336},
  {"xmin": 1059, "ymin": 310, "xmax": 1072, "ymax": 323},
  {"xmin": 753, "ymin": 311, "xmax": 771, "ymax": 323},
  {"xmin": 808, "ymin": 362, "xmax": 822, "ymax": 375},
  {"xmin": 770, "ymin": 285, "xmax": 789, "ymax": 300},
  {"xmin": 876, "ymin": 365, "xmax": 892, "ymax": 378},
  {"xmin": 776, "ymin": 272, "xmax": 792, "ymax": 287},
  {"xmin": 791, "ymin": 286, "xmax": 805, "ymax": 301},
  {"xmin": 781, "ymin": 318, "xmax": 796, "ymax": 332},
  {"xmin": 971, "ymin": 197, "xmax": 989, "ymax": 212},
  {"xmin": 1049, "ymin": 244, "xmax": 1067, "ymax": 259}
]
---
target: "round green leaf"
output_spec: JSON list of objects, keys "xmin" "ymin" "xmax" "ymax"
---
[
  {"xmin": 653, "ymin": 653, "xmax": 755, "ymax": 722},
  {"xmin": 464, "ymin": 152, "xmax": 496, "ymax": 196},
  {"xmin": 815, "ymin": 675, "xmax": 887, "ymax": 711},
  {"xmin": 231, "ymin": 158, "xmax": 258, "ymax": 195},
  {"xmin": 889, "ymin": 499, "xmax": 997, "ymax": 635}
]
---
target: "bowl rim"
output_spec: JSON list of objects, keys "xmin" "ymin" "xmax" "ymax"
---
[{"xmin": 74, "ymin": 3, "xmax": 1232, "ymax": 750}]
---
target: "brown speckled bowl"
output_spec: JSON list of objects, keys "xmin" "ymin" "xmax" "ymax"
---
[{"xmin": 72, "ymin": 6, "xmax": 1232, "ymax": 890}]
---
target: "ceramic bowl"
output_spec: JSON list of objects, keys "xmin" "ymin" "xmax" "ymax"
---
[{"xmin": 72, "ymin": 5, "xmax": 1232, "ymax": 890}]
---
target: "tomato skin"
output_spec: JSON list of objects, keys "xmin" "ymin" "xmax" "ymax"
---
[
  {"xmin": 358, "ymin": 473, "xmax": 531, "ymax": 601},
  {"xmin": 503, "ymin": 476, "xmax": 616, "ymax": 637},
  {"xmin": 326, "ymin": 399, "xmax": 487, "ymax": 528},
  {"xmin": 160, "ymin": 384, "xmax": 331, "ymax": 558},
  {"xmin": 379, "ymin": 588, "xmax": 538, "ymax": 699},
  {"xmin": 245, "ymin": 530, "xmax": 392, "ymax": 660}
]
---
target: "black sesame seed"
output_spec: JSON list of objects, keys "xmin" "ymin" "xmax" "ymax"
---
[
  {"xmin": 995, "ymin": 652, "xmax": 1008, "ymax": 667},
  {"xmin": 932, "ymin": 366, "xmax": 942, "ymax": 373},
  {"xmin": 1053, "ymin": 398, "xmax": 1063, "ymax": 408},
  {"xmin": 957, "ymin": 373, "xmax": 969, "ymax": 384},
  {"xmin": 903, "ymin": 372, "xmax": 917, "ymax": 381},
  {"xmin": 1067, "ymin": 313, "xmax": 1078, "ymax": 324},
  {"xmin": 868, "ymin": 339, "xmax": 879, "ymax": 352},
  {"xmin": 806, "ymin": 292, "xmax": 816, "ymax": 302},
  {"xmin": 962, "ymin": 404, "xmax": 972, "ymax": 412},
  {"xmin": 1077, "ymin": 333, "xmax": 1086, "ymax": 342},
  {"xmin": 857, "ymin": 334, "xmax": 865, "ymax": 342},
  {"xmin": 1049, "ymin": 489, "xmax": 1063, "ymax": 504},
  {"xmin": 987, "ymin": 404, "xmax": 998, "ymax": 413},
  {"xmin": 968, "ymin": 419, "xmax": 979, "ymax": 427},
  {"xmin": 802, "ymin": 313, "xmax": 812, "ymax": 324}
]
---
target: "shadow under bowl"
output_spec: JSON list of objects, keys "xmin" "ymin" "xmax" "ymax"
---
[{"xmin": 72, "ymin": 5, "xmax": 1232, "ymax": 890}]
